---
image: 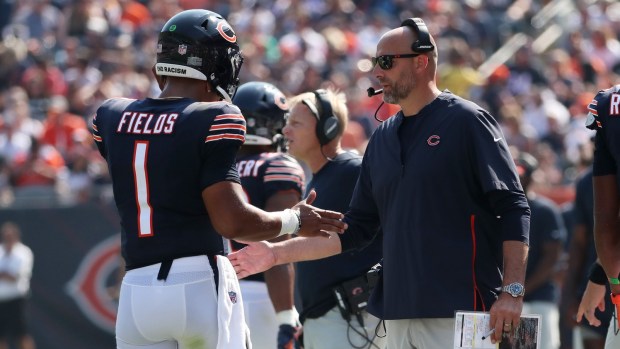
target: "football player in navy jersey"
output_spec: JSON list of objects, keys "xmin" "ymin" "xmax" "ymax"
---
[
  {"xmin": 232, "ymin": 81, "xmax": 305, "ymax": 349},
  {"xmin": 91, "ymin": 9, "xmax": 345, "ymax": 349},
  {"xmin": 229, "ymin": 18, "xmax": 530, "ymax": 348},
  {"xmin": 584, "ymin": 84, "xmax": 620, "ymax": 348}
]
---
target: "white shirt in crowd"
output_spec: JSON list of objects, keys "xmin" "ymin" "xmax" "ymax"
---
[{"xmin": 0, "ymin": 241, "xmax": 33, "ymax": 300}]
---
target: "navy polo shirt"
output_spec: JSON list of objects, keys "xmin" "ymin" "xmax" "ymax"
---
[
  {"xmin": 296, "ymin": 152, "xmax": 382, "ymax": 322},
  {"xmin": 524, "ymin": 195, "xmax": 566, "ymax": 302},
  {"xmin": 339, "ymin": 91, "xmax": 529, "ymax": 319}
]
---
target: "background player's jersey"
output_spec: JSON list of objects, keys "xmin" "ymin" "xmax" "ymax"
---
[
  {"xmin": 232, "ymin": 152, "xmax": 304, "ymax": 281},
  {"xmin": 587, "ymin": 85, "xmax": 620, "ymax": 181},
  {"xmin": 92, "ymin": 97, "xmax": 246, "ymax": 269}
]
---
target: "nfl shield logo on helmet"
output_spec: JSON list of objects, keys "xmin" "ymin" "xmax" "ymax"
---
[
  {"xmin": 178, "ymin": 44, "xmax": 187, "ymax": 55},
  {"xmin": 228, "ymin": 291, "xmax": 238, "ymax": 304}
]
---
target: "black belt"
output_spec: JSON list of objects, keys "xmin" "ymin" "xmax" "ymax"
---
[
  {"xmin": 157, "ymin": 260, "xmax": 173, "ymax": 281},
  {"xmin": 156, "ymin": 255, "xmax": 220, "ymax": 290}
]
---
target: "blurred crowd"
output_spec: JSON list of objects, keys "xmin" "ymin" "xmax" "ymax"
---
[{"xmin": 0, "ymin": 0, "xmax": 618, "ymax": 207}]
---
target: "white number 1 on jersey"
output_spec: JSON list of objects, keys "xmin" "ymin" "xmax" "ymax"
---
[{"xmin": 133, "ymin": 141, "xmax": 153, "ymax": 237}]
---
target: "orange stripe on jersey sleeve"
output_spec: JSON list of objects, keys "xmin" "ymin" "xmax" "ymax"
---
[{"xmin": 205, "ymin": 134, "xmax": 246, "ymax": 143}]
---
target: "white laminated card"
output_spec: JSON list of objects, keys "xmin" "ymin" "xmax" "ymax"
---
[{"xmin": 453, "ymin": 310, "xmax": 541, "ymax": 349}]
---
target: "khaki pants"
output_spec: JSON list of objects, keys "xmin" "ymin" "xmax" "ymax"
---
[
  {"xmin": 385, "ymin": 318, "xmax": 454, "ymax": 349},
  {"xmin": 303, "ymin": 306, "xmax": 386, "ymax": 349}
]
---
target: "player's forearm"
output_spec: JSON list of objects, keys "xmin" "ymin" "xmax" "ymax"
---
[
  {"xmin": 595, "ymin": 224, "xmax": 620, "ymax": 283},
  {"xmin": 204, "ymin": 182, "xmax": 289, "ymax": 240},
  {"xmin": 272, "ymin": 233, "xmax": 342, "ymax": 265},
  {"xmin": 502, "ymin": 240, "xmax": 528, "ymax": 286},
  {"xmin": 227, "ymin": 205, "xmax": 286, "ymax": 241},
  {"xmin": 593, "ymin": 175, "xmax": 620, "ymax": 285}
]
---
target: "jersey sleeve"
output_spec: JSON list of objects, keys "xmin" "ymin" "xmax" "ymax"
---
[
  {"xmin": 340, "ymin": 145, "xmax": 382, "ymax": 252},
  {"xmin": 199, "ymin": 104, "xmax": 247, "ymax": 189},
  {"xmin": 262, "ymin": 155, "xmax": 304, "ymax": 198},
  {"xmin": 91, "ymin": 99, "xmax": 115, "ymax": 157},
  {"xmin": 91, "ymin": 98, "xmax": 136, "ymax": 158},
  {"xmin": 588, "ymin": 89, "xmax": 618, "ymax": 176},
  {"xmin": 91, "ymin": 112, "xmax": 105, "ymax": 157}
]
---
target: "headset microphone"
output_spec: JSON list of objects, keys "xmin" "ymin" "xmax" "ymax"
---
[
  {"xmin": 366, "ymin": 87, "xmax": 385, "ymax": 122},
  {"xmin": 367, "ymin": 87, "xmax": 383, "ymax": 97}
]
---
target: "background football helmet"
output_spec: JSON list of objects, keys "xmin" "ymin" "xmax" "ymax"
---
[
  {"xmin": 233, "ymin": 81, "xmax": 289, "ymax": 147},
  {"xmin": 155, "ymin": 9, "xmax": 243, "ymax": 102}
]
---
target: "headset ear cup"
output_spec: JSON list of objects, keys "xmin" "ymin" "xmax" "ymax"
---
[
  {"xmin": 320, "ymin": 116, "xmax": 340, "ymax": 145},
  {"xmin": 313, "ymin": 90, "xmax": 341, "ymax": 145},
  {"xmin": 401, "ymin": 18, "xmax": 434, "ymax": 53}
]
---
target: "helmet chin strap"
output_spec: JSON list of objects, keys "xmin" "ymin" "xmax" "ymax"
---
[{"xmin": 215, "ymin": 85, "xmax": 232, "ymax": 103}]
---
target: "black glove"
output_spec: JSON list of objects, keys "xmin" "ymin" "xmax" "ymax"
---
[{"xmin": 277, "ymin": 324, "xmax": 300, "ymax": 349}]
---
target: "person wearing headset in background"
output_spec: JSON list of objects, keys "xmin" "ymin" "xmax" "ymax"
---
[
  {"xmin": 582, "ymin": 84, "xmax": 620, "ymax": 348},
  {"xmin": 281, "ymin": 87, "xmax": 385, "ymax": 349},
  {"xmin": 92, "ymin": 9, "xmax": 345, "ymax": 349},
  {"xmin": 514, "ymin": 151, "xmax": 566, "ymax": 349},
  {"xmin": 231, "ymin": 81, "xmax": 305, "ymax": 349},
  {"xmin": 229, "ymin": 18, "xmax": 530, "ymax": 348}
]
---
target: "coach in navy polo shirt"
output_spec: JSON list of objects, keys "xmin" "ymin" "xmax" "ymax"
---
[
  {"xmin": 515, "ymin": 151, "xmax": 565, "ymax": 349},
  {"xmin": 229, "ymin": 18, "xmax": 530, "ymax": 348}
]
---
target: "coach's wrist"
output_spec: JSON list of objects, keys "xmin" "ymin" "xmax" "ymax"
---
[{"xmin": 277, "ymin": 209, "xmax": 301, "ymax": 237}]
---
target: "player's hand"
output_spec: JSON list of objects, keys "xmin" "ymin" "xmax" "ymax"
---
[
  {"xmin": 488, "ymin": 293, "xmax": 523, "ymax": 343},
  {"xmin": 576, "ymin": 281, "xmax": 606, "ymax": 327},
  {"xmin": 277, "ymin": 324, "xmax": 302, "ymax": 349},
  {"xmin": 293, "ymin": 189, "xmax": 347, "ymax": 238},
  {"xmin": 227, "ymin": 241, "xmax": 275, "ymax": 279}
]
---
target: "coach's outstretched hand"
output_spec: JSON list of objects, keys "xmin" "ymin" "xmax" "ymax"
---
[
  {"xmin": 228, "ymin": 241, "xmax": 275, "ymax": 279},
  {"xmin": 293, "ymin": 189, "xmax": 347, "ymax": 238}
]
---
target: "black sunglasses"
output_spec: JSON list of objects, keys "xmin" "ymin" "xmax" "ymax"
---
[{"xmin": 371, "ymin": 53, "xmax": 420, "ymax": 70}]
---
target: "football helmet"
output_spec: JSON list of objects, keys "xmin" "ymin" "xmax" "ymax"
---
[
  {"xmin": 232, "ymin": 81, "xmax": 289, "ymax": 146},
  {"xmin": 155, "ymin": 9, "xmax": 243, "ymax": 102}
]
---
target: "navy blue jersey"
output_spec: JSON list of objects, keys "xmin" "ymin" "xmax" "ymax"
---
[
  {"xmin": 231, "ymin": 152, "xmax": 304, "ymax": 281},
  {"xmin": 524, "ymin": 195, "xmax": 566, "ymax": 302},
  {"xmin": 235, "ymin": 152, "xmax": 304, "ymax": 210},
  {"xmin": 588, "ymin": 85, "xmax": 620, "ymax": 183},
  {"xmin": 92, "ymin": 97, "xmax": 246, "ymax": 269},
  {"xmin": 583, "ymin": 86, "xmax": 620, "ymax": 335},
  {"xmin": 339, "ymin": 91, "xmax": 528, "ymax": 319},
  {"xmin": 295, "ymin": 152, "xmax": 382, "ymax": 322}
]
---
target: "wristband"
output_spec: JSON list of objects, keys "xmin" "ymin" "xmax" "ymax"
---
[
  {"xmin": 276, "ymin": 308, "xmax": 299, "ymax": 326},
  {"xmin": 588, "ymin": 262, "xmax": 607, "ymax": 285},
  {"xmin": 610, "ymin": 277, "xmax": 620, "ymax": 285},
  {"xmin": 278, "ymin": 209, "xmax": 301, "ymax": 237}
]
